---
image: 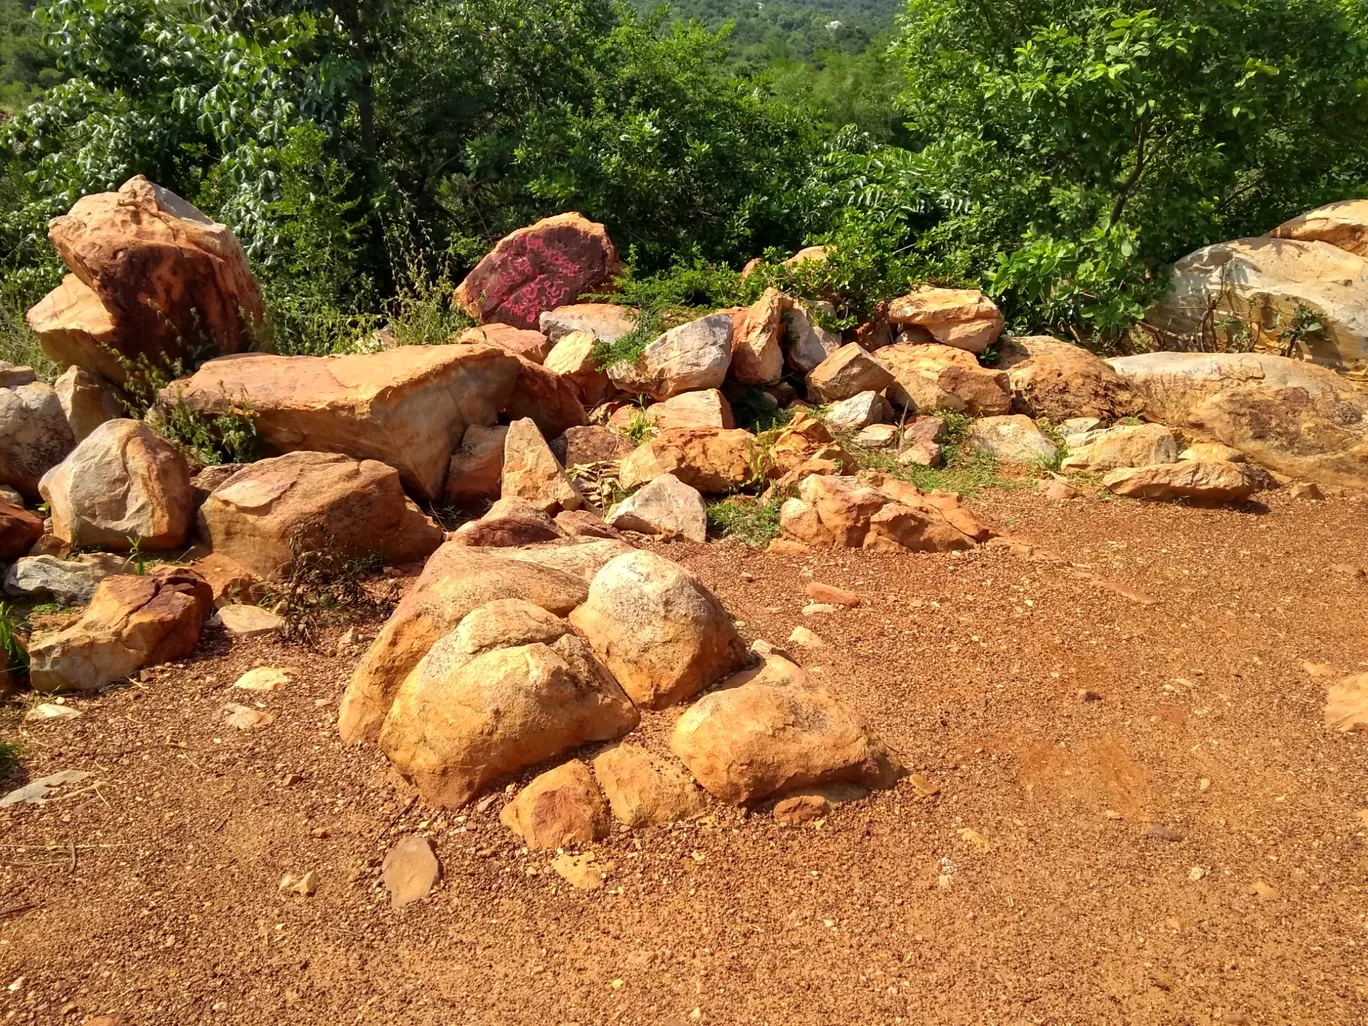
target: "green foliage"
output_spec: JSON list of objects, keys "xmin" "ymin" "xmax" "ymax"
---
[
  {"xmin": 706, "ymin": 492, "xmax": 787, "ymax": 546},
  {"xmin": 0, "ymin": 0, "xmax": 58, "ymax": 112},
  {"xmin": 0, "ymin": 289, "xmax": 57, "ymax": 379},
  {"xmin": 0, "ymin": 740, "xmax": 19, "ymax": 775},
  {"xmin": 0, "ymin": 601, "xmax": 27, "ymax": 679},
  {"xmin": 730, "ymin": 387, "xmax": 793, "ymax": 434},
  {"xmin": 116, "ymin": 353, "xmax": 260, "ymax": 466},
  {"xmin": 122, "ymin": 537, "xmax": 146, "ymax": 575},
  {"xmin": 619, "ymin": 400, "xmax": 659, "ymax": 445}
]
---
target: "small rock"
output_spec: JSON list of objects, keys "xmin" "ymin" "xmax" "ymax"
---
[
  {"xmin": 605, "ymin": 473, "xmax": 707, "ymax": 543},
  {"xmin": 854, "ymin": 424, "xmax": 900, "ymax": 449},
  {"xmin": 788, "ymin": 626, "xmax": 826, "ymax": 648},
  {"xmin": 24, "ymin": 703, "xmax": 84, "ymax": 723},
  {"xmin": 773, "ymin": 794, "xmax": 830, "ymax": 825},
  {"xmin": 216, "ymin": 604, "xmax": 285, "ymax": 638},
  {"xmin": 1288, "ymin": 481, "xmax": 1323, "ymax": 500},
  {"xmin": 1247, "ymin": 880, "xmax": 1277, "ymax": 900},
  {"xmin": 0, "ymin": 770, "xmax": 90, "ymax": 807},
  {"xmin": 1324, "ymin": 673, "xmax": 1368, "ymax": 732},
  {"xmin": 551, "ymin": 851, "xmax": 612, "ymax": 891},
  {"xmin": 802, "ymin": 602, "xmax": 843, "ymax": 616},
  {"xmin": 1078, "ymin": 689, "xmax": 1103, "ymax": 702},
  {"xmin": 233, "ymin": 667, "xmax": 292, "ymax": 692},
  {"xmin": 804, "ymin": 582, "xmax": 861, "ymax": 607},
  {"xmin": 381, "ymin": 835, "xmax": 440, "ymax": 908},
  {"xmin": 499, "ymin": 760, "xmax": 611, "ymax": 850},
  {"xmin": 223, "ymin": 704, "xmax": 275, "ymax": 730},
  {"xmin": 1038, "ymin": 479, "xmax": 1082, "ymax": 500},
  {"xmin": 278, "ymin": 870, "xmax": 318, "ymax": 896},
  {"xmin": 1188, "ymin": 866, "xmax": 1206, "ymax": 881},
  {"xmin": 1145, "ymin": 823, "xmax": 1185, "ymax": 842}
]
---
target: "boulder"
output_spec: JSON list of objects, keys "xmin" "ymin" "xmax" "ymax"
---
[
  {"xmin": 967, "ymin": 415, "xmax": 1059, "ymax": 465},
  {"xmin": 1102, "ymin": 461, "xmax": 1256, "ymax": 503},
  {"xmin": 805, "ymin": 343, "xmax": 895, "ymax": 403},
  {"xmin": 27, "ymin": 567, "xmax": 213, "ymax": 692},
  {"xmin": 540, "ymin": 303, "xmax": 637, "ymax": 344},
  {"xmin": 40, "ymin": 419, "xmax": 194, "ymax": 551},
  {"xmin": 606, "ymin": 473, "xmax": 708, "ymax": 543},
  {"xmin": 445, "ymin": 424, "xmax": 508, "ymax": 507},
  {"xmin": 0, "ymin": 362, "xmax": 35, "ymax": 388},
  {"xmin": 161, "ymin": 343, "xmax": 519, "ymax": 501},
  {"xmin": 54, "ymin": 366, "xmax": 125, "ymax": 443},
  {"xmin": 25, "ymin": 176, "xmax": 263, "ymax": 385},
  {"xmin": 550, "ymin": 425, "xmax": 634, "ymax": 469},
  {"xmin": 1059, "ymin": 423, "xmax": 1181, "ymax": 473},
  {"xmin": 592, "ymin": 742, "xmax": 705, "ymax": 827},
  {"xmin": 499, "ymin": 537, "xmax": 634, "ymax": 583},
  {"xmin": 455, "ymin": 323, "xmax": 553, "ymax": 364},
  {"xmin": 1107, "ymin": 351, "xmax": 1368, "ymax": 487},
  {"xmin": 338, "ymin": 544, "xmax": 591, "ymax": 743},
  {"xmin": 823, "ymin": 391, "xmax": 891, "ymax": 432},
  {"xmin": 454, "ymin": 213, "xmax": 620, "ymax": 329},
  {"xmin": 1180, "ymin": 441, "xmax": 1245, "ymax": 463},
  {"xmin": 778, "ymin": 474, "xmax": 987, "ymax": 553},
  {"xmin": 0, "ymin": 501, "xmax": 43, "ymax": 560},
  {"xmin": 996, "ymin": 336, "xmax": 1144, "ymax": 421},
  {"xmin": 379, "ymin": 630, "xmax": 637, "ymax": 808},
  {"xmin": 1268, "ymin": 199, "xmax": 1368, "ymax": 258},
  {"xmin": 3, "ymin": 553, "xmax": 126, "ymax": 606},
  {"xmin": 499, "ymin": 760, "xmax": 612, "ymax": 849},
  {"xmin": 671, "ymin": 660, "xmax": 901, "ymax": 804},
  {"xmin": 451, "ymin": 497, "xmax": 566, "ymax": 547},
  {"xmin": 501, "ymin": 417, "xmax": 585, "ymax": 514},
  {"xmin": 643, "ymin": 389, "xmax": 735, "ymax": 431},
  {"xmin": 785, "ymin": 302, "xmax": 843, "ymax": 374},
  {"xmin": 506, "ymin": 357, "xmax": 589, "ymax": 440},
  {"xmin": 607, "ymin": 313, "xmax": 733, "ymax": 400},
  {"xmin": 617, "ymin": 427, "xmax": 758, "ymax": 493},
  {"xmin": 542, "ymin": 331, "xmax": 611, "ymax": 407},
  {"xmin": 854, "ymin": 424, "xmax": 899, "ymax": 449},
  {"xmin": 197, "ymin": 451, "xmax": 443, "ymax": 580},
  {"xmin": 728, "ymin": 288, "xmax": 788, "ymax": 384},
  {"xmin": 0, "ymin": 382, "xmax": 74, "ymax": 497},
  {"xmin": 1142, "ymin": 236, "xmax": 1368, "ymax": 376},
  {"xmin": 888, "ymin": 286, "xmax": 1003, "ymax": 354},
  {"xmin": 875, "ymin": 343, "xmax": 1011, "ymax": 416},
  {"xmin": 569, "ymin": 549, "xmax": 748, "ymax": 709}
]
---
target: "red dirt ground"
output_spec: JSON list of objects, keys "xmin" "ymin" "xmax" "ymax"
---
[{"xmin": 2, "ymin": 486, "xmax": 1367, "ymax": 1026}]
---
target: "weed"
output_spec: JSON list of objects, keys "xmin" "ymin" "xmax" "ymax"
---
[
  {"xmin": 272, "ymin": 531, "xmax": 394, "ymax": 649},
  {"xmin": 934, "ymin": 411, "xmax": 974, "ymax": 452},
  {"xmin": 707, "ymin": 493, "xmax": 787, "ymax": 547},
  {"xmin": 0, "ymin": 602, "xmax": 27, "ymax": 679},
  {"xmin": 386, "ymin": 255, "xmax": 473, "ymax": 347},
  {"xmin": 851, "ymin": 443, "xmax": 1013, "ymax": 498},
  {"xmin": 122, "ymin": 537, "xmax": 147, "ymax": 575},
  {"xmin": 0, "ymin": 296, "xmax": 57, "ymax": 381},
  {"xmin": 1031, "ymin": 421, "xmax": 1068, "ymax": 475},
  {"xmin": 117, "ymin": 352, "xmax": 260, "ymax": 465},
  {"xmin": 592, "ymin": 308, "xmax": 662, "ymax": 370},
  {"xmin": 0, "ymin": 741, "xmax": 20, "ymax": 776},
  {"xmin": 731, "ymin": 386, "xmax": 793, "ymax": 434},
  {"xmin": 620, "ymin": 401, "xmax": 658, "ymax": 446}
]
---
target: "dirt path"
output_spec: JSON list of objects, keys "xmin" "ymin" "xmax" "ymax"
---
[{"xmin": 2, "ymin": 489, "xmax": 1367, "ymax": 1025}]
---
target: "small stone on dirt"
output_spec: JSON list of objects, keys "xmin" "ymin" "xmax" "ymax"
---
[
  {"xmin": 788, "ymin": 626, "xmax": 826, "ymax": 648},
  {"xmin": 1145, "ymin": 823, "xmax": 1185, "ymax": 842},
  {"xmin": 0, "ymin": 770, "xmax": 90, "ymax": 807},
  {"xmin": 773, "ymin": 794, "xmax": 830, "ymax": 825},
  {"xmin": 233, "ymin": 667, "xmax": 292, "ymax": 692},
  {"xmin": 216, "ymin": 604, "xmax": 284, "ymax": 638},
  {"xmin": 279, "ymin": 870, "xmax": 318, "ymax": 896},
  {"xmin": 381, "ymin": 835, "xmax": 440, "ymax": 908},
  {"xmin": 804, "ymin": 582, "xmax": 862, "ymax": 607},
  {"xmin": 1078, "ymin": 689, "xmax": 1103, "ymax": 702},
  {"xmin": 1247, "ymin": 880, "xmax": 1277, "ymax": 900},
  {"xmin": 223, "ymin": 704, "xmax": 275, "ymax": 730},
  {"xmin": 24, "ymin": 702, "xmax": 83, "ymax": 723},
  {"xmin": 802, "ymin": 602, "xmax": 843, "ymax": 615},
  {"xmin": 551, "ymin": 852, "xmax": 612, "ymax": 891}
]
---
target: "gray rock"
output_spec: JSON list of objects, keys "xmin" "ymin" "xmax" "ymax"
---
[
  {"xmin": 606, "ymin": 473, "xmax": 708, "ymax": 543},
  {"xmin": 4, "ymin": 553, "xmax": 127, "ymax": 605},
  {"xmin": 823, "ymin": 391, "xmax": 891, "ymax": 432},
  {"xmin": 784, "ymin": 302, "xmax": 843, "ymax": 374},
  {"xmin": 0, "ymin": 362, "xmax": 37, "ymax": 388},
  {"xmin": 0, "ymin": 382, "xmax": 75, "ymax": 497}
]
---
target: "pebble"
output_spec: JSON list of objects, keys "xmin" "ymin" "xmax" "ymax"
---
[
  {"xmin": 1188, "ymin": 866, "xmax": 1206, "ymax": 881},
  {"xmin": 773, "ymin": 794, "xmax": 830, "ymax": 825},
  {"xmin": 222, "ymin": 704, "xmax": 275, "ymax": 730},
  {"xmin": 788, "ymin": 626, "xmax": 826, "ymax": 648},
  {"xmin": 1247, "ymin": 880, "xmax": 1277, "ymax": 900},
  {"xmin": 804, "ymin": 582, "xmax": 862, "ymax": 607},
  {"xmin": 381, "ymin": 835, "xmax": 441, "ymax": 908},
  {"xmin": 279, "ymin": 870, "xmax": 318, "ymax": 896},
  {"xmin": 1077, "ymin": 689, "xmax": 1103, "ymax": 702},
  {"xmin": 551, "ymin": 852, "xmax": 612, "ymax": 891},
  {"xmin": 1145, "ymin": 823, "xmax": 1185, "ymax": 842},
  {"xmin": 24, "ymin": 702, "xmax": 83, "ymax": 723},
  {"xmin": 233, "ymin": 667, "xmax": 292, "ymax": 692},
  {"xmin": 801, "ymin": 602, "xmax": 843, "ymax": 616}
]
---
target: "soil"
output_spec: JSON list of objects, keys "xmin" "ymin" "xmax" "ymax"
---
[{"xmin": 2, "ymin": 487, "xmax": 1367, "ymax": 1026}]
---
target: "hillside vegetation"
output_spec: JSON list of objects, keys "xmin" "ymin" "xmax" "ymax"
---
[{"xmin": 1, "ymin": 0, "xmax": 1366, "ymax": 362}]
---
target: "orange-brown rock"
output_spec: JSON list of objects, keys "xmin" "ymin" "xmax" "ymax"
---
[
  {"xmin": 499, "ymin": 760, "xmax": 613, "ymax": 848},
  {"xmin": 888, "ymin": 286, "xmax": 1003, "ymax": 354},
  {"xmin": 26, "ymin": 176, "xmax": 263, "ymax": 385},
  {"xmin": 996, "ymin": 336, "xmax": 1143, "ymax": 421},
  {"xmin": 197, "ymin": 451, "xmax": 443, "ymax": 580},
  {"xmin": 445, "ymin": 424, "xmax": 508, "ymax": 507},
  {"xmin": 26, "ymin": 567, "xmax": 213, "ymax": 693},
  {"xmin": 592, "ymin": 742, "xmax": 705, "ymax": 827},
  {"xmin": 1102, "ymin": 461, "xmax": 1257, "ymax": 503},
  {"xmin": 454, "ymin": 213, "xmax": 621, "ymax": 330},
  {"xmin": 728, "ymin": 288, "xmax": 788, "ymax": 384},
  {"xmin": 642, "ymin": 389, "xmax": 735, "ymax": 431},
  {"xmin": 161, "ymin": 343, "xmax": 519, "ymax": 501},
  {"xmin": 617, "ymin": 427, "xmax": 758, "ymax": 493},
  {"xmin": 0, "ymin": 500, "xmax": 43, "ymax": 560},
  {"xmin": 506, "ymin": 356, "xmax": 589, "ymax": 440},
  {"xmin": 451, "ymin": 496, "xmax": 566, "ymax": 547},
  {"xmin": 550, "ymin": 425, "xmax": 633, "ymax": 469},
  {"xmin": 542, "ymin": 330, "xmax": 611, "ymax": 407},
  {"xmin": 875, "ymin": 343, "xmax": 1011, "ymax": 416},
  {"xmin": 455, "ymin": 323, "xmax": 553, "ymax": 364},
  {"xmin": 501, "ymin": 417, "xmax": 585, "ymax": 514},
  {"xmin": 778, "ymin": 474, "xmax": 989, "ymax": 552},
  {"xmin": 805, "ymin": 343, "xmax": 894, "ymax": 403},
  {"xmin": 187, "ymin": 552, "xmax": 262, "ymax": 608},
  {"xmin": 1268, "ymin": 199, "xmax": 1368, "ymax": 258}
]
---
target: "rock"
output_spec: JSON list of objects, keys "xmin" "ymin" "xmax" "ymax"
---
[
  {"xmin": 854, "ymin": 424, "xmax": 900, "ymax": 449},
  {"xmin": 40, "ymin": 419, "xmax": 194, "ymax": 550},
  {"xmin": 897, "ymin": 442, "xmax": 942, "ymax": 468},
  {"xmin": 0, "ymin": 362, "xmax": 35, "ymax": 387},
  {"xmin": 1288, "ymin": 481, "xmax": 1324, "ymax": 500},
  {"xmin": 1060, "ymin": 423, "xmax": 1181, "ymax": 473},
  {"xmin": 381, "ymin": 835, "xmax": 440, "ymax": 908},
  {"xmin": 27, "ymin": 567, "xmax": 213, "ymax": 692},
  {"xmin": 967, "ymin": 415, "xmax": 1059, "ymax": 464},
  {"xmin": 728, "ymin": 288, "xmax": 788, "ymax": 384},
  {"xmin": 1059, "ymin": 417, "xmax": 1102, "ymax": 442},
  {"xmin": 569, "ymin": 550, "xmax": 747, "ymax": 710},
  {"xmin": 607, "ymin": 313, "xmax": 733, "ymax": 400},
  {"xmin": 643, "ymin": 389, "xmax": 735, "ymax": 431},
  {"xmin": 380, "ymin": 630, "xmax": 637, "ymax": 808},
  {"xmin": 554, "ymin": 509, "xmax": 623, "ymax": 541},
  {"xmin": 540, "ymin": 303, "xmax": 637, "ymax": 344},
  {"xmin": 617, "ymin": 427, "xmax": 757, "ymax": 494},
  {"xmin": 1324, "ymin": 673, "xmax": 1368, "ymax": 732},
  {"xmin": 0, "ymin": 485, "xmax": 22, "ymax": 506},
  {"xmin": 338, "ymin": 544, "xmax": 592, "ymax": 743},
  {"xmin": 805, "ymin": 582, "xmax": 861, "ymax": 607},
  {"xmin": 876, "ymin": 343, "xmax": 1011, "ymax": 416},
  {"xmin": 454, "ymin": 214, "xmax": 621, "ymax": 329},
  {"xmin": 606, "ymin": 473, "xmax": 707, "ymax": 543},
  {"xmin": 0, "ymin": 382, "xmax": 74, "ymax": 498},
  {"xmin": 1102, "ymin": 461, "xmax": 1257, "ymax": 503},
  {"xmin": 0, "ymin": 500, "xmax": 44, "ymax": 560},
  {"xmin": 805, "ymin": 343, "xmax": 895, "ymax": 403},
  {"xmin": 786, "ymin": 245, "xmax": 831, "ymax": 268},
  {"xmin": 162, "ymin": 343, "xmax": 519, "ymax": 501},
  {"xmin": 499, "ymin": 760, "xmax": 611, "ymax": 849},
  {"xmin": 1268, "ymin": 199, "xmax": 1368, "ymax": 258},
  {"xmin": 190, "ymin": 463, "xmax": 244, "ymax": 507},
  {"xmin": 1179, "ymin": 441, "xmax": 1246, "ymax": 463},
  {"xmin": 498, "ymin": 538, "xmax": 634, "ymax": 584},
  {"xmin": 25, "ymin": 176, "xmax": 264, "ymax": 384},
  {"xmin": 823, "ymin": 391, "xmax": 891, "ymax": 432},
  {"xmin": 3, "ymin": 553, "xmax": 125, "ymax": 606},
  {"xmin": 197, "ymin": 451, "xmax": 443, "ymax": 579},
  {"xmin": 788, "ymin": 626, "xmax": 826, "ymax": 648},
  {"xmin": 455, "ymin": 323, "xmax": 553, "ymax": 364},
  {"xmin": 215, "ymin": 604, "xmax": 285, "ymax": 638},
  {"xmin": 551, "ymin": 852, "xmax": 612, "ymax": 890},
  {"xmin": 778, "ymin": 474, "xmax": 987, "ymax": 553},
  {"xmin": 785, "ymin": 302, "xmax": 843, "ymax": 374},
  {"xmin": 591, "ymin": 742, "xmax": 705, "ymax": 827},
  {"xmin": 996, "ymin": 336, "xmax": 1143, "ymax": 420},
  {"xmin": 232, "ymin": 666, "xmax": 291, "ymax": 691},
  {"xmin": 1106, "ymin": 351, "xmax": 1368, "ymax": 488},
  {"xmin": 1038, "ymin": 479, "xmax": 1083, "ymax": 500},
  {"xmin": 506, "ymin": 356, "xmax": 589, "ymax": 440},
  {"xmin": 551, "ymin": 425, "xmax": 633, "ymax": 471},
  {"xmin": 452, "ymin": 496, "xmax": 566, "ymax": 547},
  {"xmin": 278, "ymin": 870, "xmax": 317, "ymax": 896},
  {"xmin": 1143, "ymin": 236, "xmax": 1367, "ymax": 376},
  {"xmin": 501, "ymin": 417, "xmax": 585, "ymax": 514},
  {"xmin": 445, "ymin": 424, "xmax": 508, "ymax": 507},
  {"xmin": 53, "ymin": 365, "xmax": 124, "ymax": 443},
  {"xmin": 671, "ymin": 666, "xmax": 901, "ymax": 804},
  {"xmin": 774, "ymin": 794, "xmax": 830, "ymax": 825},
  {"xmin": 888, "ymin": 287, "xmax": 1003, "ymax": 353},
  {"xmin": 24, "ymin": 702, "xmax": 83, "ymax": 723},
  {"xmin": 542, "ymin": 331, "xmax": 611, "ymax": 407},
  {"xmin": 187, "ymin": 552, "xmax": 261, "ymax": 607},
  {"xmin": 0, "ymin": 770, "xmax": 91, "ymax": 807}
]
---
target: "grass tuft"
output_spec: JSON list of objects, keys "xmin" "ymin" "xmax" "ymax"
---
[{"xmin": 706, "ymin": 493, "xmax": 788, "ymax": 547}]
